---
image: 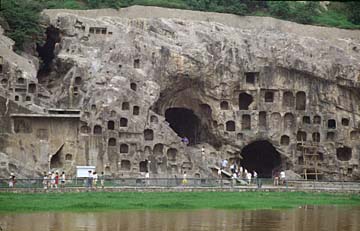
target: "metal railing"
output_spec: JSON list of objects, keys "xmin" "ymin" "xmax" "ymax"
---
[
  {"xmin": 0, "ymin": 177, "xmax": 359, "ymax": 189},
  {"xmin": 0, "ymin": 177, "xmax": 260, "ymax": 189}
]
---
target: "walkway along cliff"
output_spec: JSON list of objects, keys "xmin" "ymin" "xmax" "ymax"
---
[{"xmin": 0, "ymin": 6, "xmax": 359, "ymax": 180}]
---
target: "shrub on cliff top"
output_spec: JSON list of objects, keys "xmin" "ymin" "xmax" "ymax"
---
[{"xmin": 0, "ymin": 0, "xmax": 43, "ymax": 50}]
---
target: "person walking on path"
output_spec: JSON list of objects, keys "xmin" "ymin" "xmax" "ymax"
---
[
  {"xmin": 50, "ymin": 172, "xmax": 55, "ymax": 188},
  {"xmin": 182, "ymin": 171, "xmax": 188, "ymax": 185},
  {"xmin": 230, "ymin": 163, "xmax": 235, "ymax": 174},
  {"xmin": 43, "ymin": 172, "xmax": 48, "ymax": 189},
  {"xmin": 145, "ymin": 171, "xmax": 150, "ymax": 186},
  {"xmin": 87, "ymin": 170, "xmax": 93, "ymax": 188},
  {"xmin": 93, "ymin": 171, "xmax": 98, "ymax": 188},
  {"xmin": 221, "ymin": 159, "xmax": 228, "ymax": 170},
  {"xmin": 246, "ymin": 171, "xmax": 252, "ymax": 185},
  {"xmin": 60, "ymin": 172, "xmax": 66, "ymax": 188},
  {"xmin": 273, "ymin": 171, "xmax": 279, "ymax": 186},
  {"xmin": 55, "ymin": 172, "xmax": 59, "ymax": 189},
  {"xmin": 253, "ymin": 171, "xmax": 261, "ymax": 188},
  {"xmin": 100, "ymin": 172, "xmax": 105, "ymax": 189},
  {"xmin": 8, "ymin": 173, "xmax": 16, "ymax": 188},
  {"xmin": 280, "ymin": 170, "xmax": 286, "ymax": 185}
]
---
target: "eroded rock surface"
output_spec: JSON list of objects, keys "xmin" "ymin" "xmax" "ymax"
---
[{"xmin": 0, "ymin": 6, "xmax": 360, "ymax": 180}]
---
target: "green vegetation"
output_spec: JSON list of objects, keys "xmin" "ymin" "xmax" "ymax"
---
[
  {"xmin": 0, "ymin": 192, "xmax": 359, "ymax": 213},
  {"xmin": 0, "ymin": 1, "xmax": 359, "ymax": 50}
]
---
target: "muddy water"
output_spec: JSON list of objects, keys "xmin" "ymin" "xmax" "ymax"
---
[{"xmin": 0, "ymin": 206, "xmax": 359, "ymax": 231}]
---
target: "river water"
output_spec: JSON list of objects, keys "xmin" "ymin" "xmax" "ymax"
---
[{"xmin": 0, "ymin": 206, "xmax": 359, "ymax": 231}]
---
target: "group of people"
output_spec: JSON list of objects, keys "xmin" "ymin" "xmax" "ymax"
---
[
  {"xmin": 218, "ymin": 159, "xmax": 258, "ymax": 184},
  {"xmin": 273, "ymin": 170, "xmax": 286, "ymax": 186},
  {"xmin": 43, "ymin": 171, "xmax": 66, "ymax": 189},
  {"xmin": 86, "ymin": 170, "xmax": 105, "ymax": 188}
]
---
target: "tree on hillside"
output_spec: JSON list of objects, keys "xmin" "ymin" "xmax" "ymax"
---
[
  {"xmin": 0, "ymin": 0, "xmax": 43, "ymax": 50},
  {"xmin": 87, "ymin": 0, "xmax": 120, "ymax": 8},
  {"xmin": 345, "ymin": 1, "xmax": 360, "ymax": 24},
  {"xmin": 292, "ymin": 1, "xmax": 320, "ymax": 24},
  {"xmin": 268, "ymin": 1, "xmax": 290, "ymax": 19}
]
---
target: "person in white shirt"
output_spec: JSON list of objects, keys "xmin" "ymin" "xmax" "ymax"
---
[
  {"xmin": 221, "ymin": 159, "xmax": 228, "ymax": 170},
  {"xmin": 93, "ymin": 171, "xmax": 98, "ymax": 188},
  {"xmin": 145, "ymin": 171, "xmax": 150, "ymax": 186},
  {"xmin": 61, "ymin": 172, "xmax": 66, "ymax": 188},
  {"xmin": 253, "ymin": 171, "xmax": 258, "ymax": 179},
  {"xmin": 246, "ymin": 172, "xmax": 252, "ymax": 185},
  {"xmin": 280, "ymin": 170, "xmax": 286, "ymax": 185}
]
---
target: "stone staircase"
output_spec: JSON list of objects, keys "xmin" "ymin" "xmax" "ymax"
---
[{"xmin": 209, "ymin": 165, "xmax": 248, "ymax": 185}]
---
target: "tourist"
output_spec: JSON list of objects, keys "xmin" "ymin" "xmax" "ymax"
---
[
  {"xmin": 47, "ymin": 172, "xmax": 52, "ymax": 188},
  {"xmin": 239, "ymin": 166, "xmax": 243, "ymax": 179},
  {"xmin": 100, "ymin": 171, "xmax": 105, "ymax": 189},
  {"xmin": 230, "ymin": 163, "xmax": 235, "ymax": 173},
  {"xmin": 43, "ymin": 172, "xmax": 48, "ymax": 189},
  {"xmin": 201, "ymin": 146, "xmax": 205, "ymax": 160},
  {"xmin": 253, "ymin": 171, "xmax": 260, "ymax": 188},
  {"xmin": 145, "ymin": 171, "xmax": 150, "ymax": 186},
  {"xmin": 55, "ymin": 172, "xmax": 59, "ymax": 189},
  {"xmin": 51, "ymin": 172, "xmax": 55, "ymax": 188},
  {"xmin": 232, "ymin": 172, "xmax": 238, "ymax": 187},
  {"xmin": 221, "ymin": 159, "xmax": 228, "ymax": 170},
  {"xmin": 182, "ymin": 137, "xmax": 189, "ymax": 146},
  {"xmin": 280, "ymin": 170, "xmax": 286, "ymax": 185},
  {"xmin": 253, "ymin": 171, "xmax": 258, "ymax": 181},
  {"xmin": 8, "ymin": 173, "xmax": 16, "ymax": 188},
  {"xmin": 87, "ymin": 170, "xmax": 93, "ymax": 188},
  {"xmin": 217, "ymin": 168, "xmax": 222, "ymax": 178},
  {"xmin": 93, "ymin": 171, "xmax": 98, "ymax": 188},
  {"xmin": 246, "ymin": 171, "xmax": 252, "ymax": 185},
  {"xmin": 60, "ymin": 172, "xmax": 66, "ymax": 188},
  {"xmin": 182, "ymin": 171, "xmax": 188, "ymax": 185},
  {"xmin": 273, "ymin": 171, "xmax": 279, "ymax": 186}
]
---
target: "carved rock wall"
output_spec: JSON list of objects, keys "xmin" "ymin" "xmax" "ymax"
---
[{"xmin": 0, "ymin": 6, "xmax": 359, "ymax": 180}]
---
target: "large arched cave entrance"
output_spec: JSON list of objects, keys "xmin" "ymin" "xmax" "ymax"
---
[
  {"xmin": 165, "ymin": 108, "xmax": 201, "ymax": 145},
  {"xmin": 153, "ymin": 78, "xmax": 222, "ymax": 148},
  {"xmin": 240, "ymin": 140, "xmax": 282, "ymax": 178}
]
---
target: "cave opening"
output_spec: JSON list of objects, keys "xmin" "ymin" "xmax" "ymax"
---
[
  {"xmin": 165, "ymin": 108, "xmax": 201, "ymax": 145},
  {"xmin": 240, "ymin": 140, "xmax": 282, "ymax": 178},
  {"xmin": 36, "ymin": 26, "xmax": 61, "ymax": 77},
  {"xmin": 239, "ymin": 92, "xmax": 253, "ymax": 110},
  {"xmin": 50, "ymin": 145, "xmax": 64, "ymax": 169}
]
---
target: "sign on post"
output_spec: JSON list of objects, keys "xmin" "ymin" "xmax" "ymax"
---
[{"xmin": 76, "ymin": 166, "xmax": 95, "ymax": 178}]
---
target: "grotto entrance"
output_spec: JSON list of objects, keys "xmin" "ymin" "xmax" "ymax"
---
[
  {"xmin": 240, "ymin": 140, "xmax": 282, "ymax": 178},
  {"xmin": 36, "ymin": 26, "xmax": 61, "ymax": 80},
  {"xmin": 165, "ymin": 108, "xmax": 201, "ymax": 145}
]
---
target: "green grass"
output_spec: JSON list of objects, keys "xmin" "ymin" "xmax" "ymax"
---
[{"xmin": 0, "ymin": 192, "xmax": 359, "ymax": 213}]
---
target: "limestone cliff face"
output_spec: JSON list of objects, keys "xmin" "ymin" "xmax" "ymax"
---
[{"xmin": 0, "ymin": 6, "xmax": 360, "ymax": 180}]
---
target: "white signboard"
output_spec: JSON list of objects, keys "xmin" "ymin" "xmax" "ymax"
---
[{"xmin": 76, "ymin": 166, "xmax": 95, "ymax": 178}]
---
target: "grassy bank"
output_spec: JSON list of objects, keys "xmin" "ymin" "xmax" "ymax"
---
[{"xmin": 0, "ymin": 192, "xmax": 359, "ymax": 213}]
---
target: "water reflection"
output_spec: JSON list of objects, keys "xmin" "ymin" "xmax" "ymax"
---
[{"xmin": 0, "ymin": 206, "xmax": 359, "ymax": 231}]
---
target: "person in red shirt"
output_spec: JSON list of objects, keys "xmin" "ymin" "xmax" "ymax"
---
[{"xmin": 55, "ymin": 172, "xmax": 59, "ymax": 189}]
